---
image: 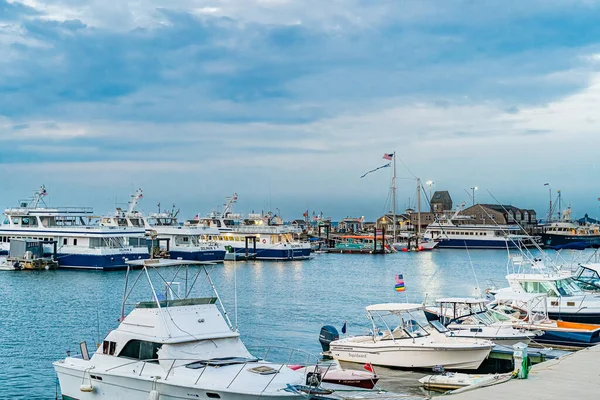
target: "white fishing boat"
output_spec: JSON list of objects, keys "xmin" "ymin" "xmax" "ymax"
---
[
  {"xmin": 424, "ymin": 298, "xmax": 536, "ymax": 346},
  {"xmin": 100, "ymin": 190, "xmax": 226, "ymax": 263},
  {"xmin": 54, "ymin": 259, "xmax": 337, "ymax": 399},
  {"xmin": 494, "ymin": 254, "xmax": 600, "ymax": 324},
  {"xmin": 0, "ymin": 186, "xmax": 148, "ymax": 270},
  {"xmin": 191, "ymin": 194, "xmax": 311, "ymax": 261},
  {"xmin": 329, "ymin": 303, "xmax": 494, "ymax": 370}
]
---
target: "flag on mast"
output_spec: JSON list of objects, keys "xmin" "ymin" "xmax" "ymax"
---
[
  {"xmin": 395, "ymin": 274, "xmax": 405, "ymax": 292},
  {"xmin": 360, "ymin": 162, "xmax": 391, "ymax": 178},
  {"xmin": 383, "ymin": 153, "xmax": 393, "ymax": 160}
]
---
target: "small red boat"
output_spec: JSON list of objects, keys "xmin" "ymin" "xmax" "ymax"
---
[{"xmin": 289, "ymin": 363, "xmax": 379, "ymax": 389}]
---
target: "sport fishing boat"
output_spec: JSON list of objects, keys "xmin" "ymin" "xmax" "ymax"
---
[
  {"xmin": 424, "ymin": 298, "xmax": 536, "ymax": 346},
  {"xmin": 328, "ymin": 303, "xmax": 494, "ymax": 370},
  {"xmin": 99, "ymin": 189, "xmax": 225, "ymax": 263},
  {"xmin": 540, "ymin": 208, "xmax": 600, "ymax": 249},
  {"xmin": 499, "ymin": 271, "xmax": 600, "ymax": 324},
  {"xmin": 0, "ymin": 186, "xmax": 148, "ymax": 270},
  {"xmin": 54, "ymin": 259, "xmax": 342, "ymax": 399},
  {"xmin": 489, "ymin": 291, "xmax": 600, "ymax": 349},
  {"xmin": 191, "ymin": 194, "xmax": 311, "ymax": 261},
  {"xmin": 424, "ymin": 206, "xmax": 531, "ymax": 249}
]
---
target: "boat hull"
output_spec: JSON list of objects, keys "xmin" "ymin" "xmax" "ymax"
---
[
  {"xmin": 228, "ymin": 246, "xmax": 311, "ymax": 261},
  {"xmin": 54, "ymin": 366, "xmax": 298, "ymax": 400},
  {"xmin": 329, "ymin": 343, "xmax": 491, "ymax": 370},
  {"xmin": 547, "ymin": 311, "xmax": 600, "ymax": 325},
  {"xmin": 169, "ymin": 249, "xmax": 226, "ymax": 263},
  {"xmin": 541, "ymin": 233, "xmax": 600, "ymax": 249},
  {"xmin": 435, "ymin": 239, "xmax": 522, "ymax": 249},
  {"xmin": 534, "ymin": 328, "xmax": 600, "ymax": 348},
  {"xmin": 54, "ymin": 252, "xmax": 149, "ymax": 270}
]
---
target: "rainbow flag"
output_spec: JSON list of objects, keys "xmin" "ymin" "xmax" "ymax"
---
[{"xmin": 395, "ymin": 274, "xmax": 405, "ymax": 292}]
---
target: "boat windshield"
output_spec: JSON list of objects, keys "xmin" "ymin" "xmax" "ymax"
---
[
  {"xmin": 519, "ymin": 278, "xmax": 584, "ymax": 297},
  {"xmin": 573, "ymin": 266, "xmax": 600, "ymax": 291},
  {"xmin": 371, "ymin": 309, "xmax": 431, "ymax": 340}
]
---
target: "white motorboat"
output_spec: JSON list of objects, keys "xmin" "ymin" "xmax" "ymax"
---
[
  {"xmin": 424, "ymin": 298, "xmax": 536, "ymax": 346},
  {"xmin": 54, "ymin": 259, "xmax": 335, "ymax": 399},
  {"xmin": 329, "ymin": 303, "xmax": 494, "ymax": 370}
]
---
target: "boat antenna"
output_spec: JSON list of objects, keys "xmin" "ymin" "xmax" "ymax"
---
[{"xmin": 234, "ymin": 245, "xmax": 239, "ymax": 332}]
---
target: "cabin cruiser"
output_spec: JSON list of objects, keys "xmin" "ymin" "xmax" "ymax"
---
[
  {"xmin": 191, "ymin": 194, "xmax": 311, "ymax": 261},
  {"xmin": 424, "ymin": 207, "xmax": 531, "ymax": 249},
  {"xmin": 496, "ymin": 272, "xmax": 600, "ymax": 324},
  {"xmin": 541, "ymin": 208, "xmax": 600, "ymax": 249},
  {"xmin": 488, "ymin": 292, "xmax": 600, "ymax": 349},
  {"xmin": 100, "ymin": 190, "xmax": 225, "ymax": 263},
  {"xmin": 329, "ymin": 303, "xmax": 494, "ymax": 370},
  {"xmin": 424, "ymin": 298, "xmax": 536, "ymax": 346},
  {"xmin": 0, "ymin": 186, "xmax": 148, "ymax": 270},
  {"xmin": 54, "ymin": 260, "xmax": 340, "ymax": 399}
]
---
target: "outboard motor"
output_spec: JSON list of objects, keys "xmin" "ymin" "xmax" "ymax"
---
[{"xmin": 319, "ymin": 325, "xmax": 339, "ymax": 353}]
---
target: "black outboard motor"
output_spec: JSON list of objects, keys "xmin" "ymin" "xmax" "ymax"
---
[{"xmin": 319, "ymin": 325, "xmax": 339, "ymax": 353}]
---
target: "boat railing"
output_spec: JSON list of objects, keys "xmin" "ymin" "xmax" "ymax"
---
[
  {"xmin": 233, "ymin": 226, "xmax": 302, "ymax": 234},
  {"xmin": 104, "ymin": 354, "xmax": 327, "ymax": 393},
  {"xmin": 4, "ymin": 206, "xmax": 94, "ymax": 215}
]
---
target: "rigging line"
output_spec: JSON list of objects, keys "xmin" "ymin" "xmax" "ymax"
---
[
  {"xmin": 464, "ymin": 243, "xmax": 481, "ymax": 297},
  {"xmin": 394, "ymin": 154, "xmax": 418, "ymax": 179},
  {"xmin": 484, "ymin": 189, "xmax": 556, "ymax": 268}
]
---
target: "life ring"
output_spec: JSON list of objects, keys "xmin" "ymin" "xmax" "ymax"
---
[{"xmin": 262, "ymin": 239, "xmax": 266, "ymax": 244}]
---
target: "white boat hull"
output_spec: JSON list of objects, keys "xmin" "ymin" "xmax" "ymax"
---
[
  {"xmin": 55, "ymin": 361, "xmax": 300, "ymax": 400},
  {"xmin": 330, "ymin": 342, "xmax": 491, "ymax": 370}
]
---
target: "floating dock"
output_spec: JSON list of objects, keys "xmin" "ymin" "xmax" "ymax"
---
[{"xmin": 449, "ymin": 344, "xmax": 600, "ymax": 399}]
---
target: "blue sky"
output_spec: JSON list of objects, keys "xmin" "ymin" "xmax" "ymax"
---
[{"xmin": 1, "ymin": 0, "xmax": 600, "ymax": 220}]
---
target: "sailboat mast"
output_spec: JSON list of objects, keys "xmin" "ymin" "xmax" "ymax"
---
[
  {"xmin": 417, "ymin": 177, "xmax": 421, "ymax": 243},
  {"xmin": 392, "ymin": 151, "xmax": 397, "ymax": 241}
]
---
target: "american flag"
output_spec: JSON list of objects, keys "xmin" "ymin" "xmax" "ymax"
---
[{"xmin": 383, "ymin": 153, "xmax": 393, "ymax": 160}]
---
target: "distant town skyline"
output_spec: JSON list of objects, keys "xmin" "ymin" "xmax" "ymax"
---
[{"xmin": 1, "ymin": 1, "xmax": 599, "ymax": 220}]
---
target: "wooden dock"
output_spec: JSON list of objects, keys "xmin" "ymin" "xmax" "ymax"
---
[{"xmin": 449, "ymin": 344, "xmax": 600, "ymax": 399}]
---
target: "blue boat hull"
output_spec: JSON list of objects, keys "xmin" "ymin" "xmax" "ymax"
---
[
  {"xmin": 435, "ymin": 239, "xmax": 521, "ymax": 249},
  {"xmin": 541, "ymin": 234, "xmax": 600, "ymax": 249},
  {"xmin": 230, "ymin": 246, "xmax": 311, "ymax": 260},
  {"xmin": 535, "ymin": 328, "xmax": 600, "ymax": 348},
  {"xmin": 169, "ymin": 250, "xmax": 226, "ymax": 263},
  {"xmin": 56, "ymin": 252, "xmax": 149, "ymax": 270},
  {"xmin": 547, "ymin": 312, "xmax": 600, "ymax": 325}
]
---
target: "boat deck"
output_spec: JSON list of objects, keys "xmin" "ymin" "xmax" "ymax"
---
[{"xmin": 450, "ymin": 344, "xmax": 600, "ymax": 400}]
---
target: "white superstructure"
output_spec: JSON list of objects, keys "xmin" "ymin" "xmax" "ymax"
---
[
  {"xmin": 100, "ymin": 189, "xmax": 226, "ymax": 262},
  {"xmin": 191, "ymin": 194, "xmax": 311, "ymax": 260}
]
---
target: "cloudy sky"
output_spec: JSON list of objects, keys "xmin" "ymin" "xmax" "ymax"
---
[{"xmin": 1, "ymin": 0, "xmax": 600, "ymax": 220}]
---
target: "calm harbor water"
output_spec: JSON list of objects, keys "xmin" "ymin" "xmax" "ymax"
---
[{"xmin": 0, "ymin": 249, "xmax": 592, "ymax": 399}]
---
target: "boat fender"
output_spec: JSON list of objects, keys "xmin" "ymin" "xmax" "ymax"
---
[
  {"xmin": 262, "ymin": 239, "xmax": 266, "ymax": 244},
  {"xmin": 148, "ymin": 389, "xmax": 160, "ymax": 400},
  {"xmin": 80, "ymin": 384, "xmax": 94, "ymax": 392}
]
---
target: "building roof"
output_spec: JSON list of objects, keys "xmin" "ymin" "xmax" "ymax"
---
[{"xmin": 431, "ymin": 190, "xmax": 452, "ymax": 203}]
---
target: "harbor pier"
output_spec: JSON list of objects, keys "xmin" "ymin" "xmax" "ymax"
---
[{"xmin": 449, "ymin": 344, "xmax": 600, "ymax": 399}]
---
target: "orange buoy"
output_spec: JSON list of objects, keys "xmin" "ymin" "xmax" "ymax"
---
[{"xmin": 401, "ymin": 248, "xmax": 408, "ymax": 252}]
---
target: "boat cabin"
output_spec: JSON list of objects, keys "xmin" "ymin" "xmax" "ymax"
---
[{"xmin": 507, "ymin": 274, "xmax": 586, "ymax": 298}]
